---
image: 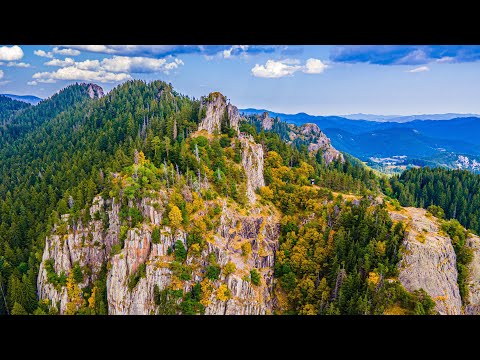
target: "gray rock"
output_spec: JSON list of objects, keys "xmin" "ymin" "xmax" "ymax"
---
[
  {"xmin": 396, "ymin": 207, "xmax": 462, "ymax": 314},
  {"xmin": 239, "ymin": 134, "xmax": 265, "ymax": 204},
  {"xmin": 38, "ymin": 189, "xmax": 279, "ymax": 315},
  {"xmin": 198, "ymin": 92, "xmax": 240, "ymax": 134},
  {"xmin": 465, "ymin": 234, "xmax": 480, "ymax": 314}
]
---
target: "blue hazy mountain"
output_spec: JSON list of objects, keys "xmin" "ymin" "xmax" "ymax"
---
[
  {"xmin": 339, "ymin": 113, "xmax": 480, "ymax": 122},
  {"xmin": 338, "ymin": 113, "xmax": 401, "ymax": 121},
  {"xmin": 240, "ymin": 108, "xmax": 480, "ymax": 173},
  {"xmin": 0, "ymin": 93, "xmax": 42, "ymax": 105}
]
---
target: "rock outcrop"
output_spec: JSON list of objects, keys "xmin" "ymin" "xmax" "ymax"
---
[
  {"xmin": 239, "ymin": 134, "xmax": 265, "ymax": 204},
  {"xmin": 38, "ymin": 191, "xmax": 279, "ymax": 315},
  {"xmin": 85, "ymin": 83, "xmax": 104, "ymax": 99},
  {"xmin": 299, "ymin": 123, "xmax": 343, "ymax": 165},
  {"xmin": 465, "ymin": 234, "xmax": 480, "ymax": 314},
  {"xmin": 392, "ymin": 207, "xmax": 462, "ymax": 315},
  {"xmin": 198, "ymin": 92, "xmax": 240, "ymax": 134},
  {"xmin": 37, "ymin": 196, "xmax": 120, "ymax": 313},
  {"xmin": 260, "ymin": 112, "xmax": 274, "ymax": 131}
]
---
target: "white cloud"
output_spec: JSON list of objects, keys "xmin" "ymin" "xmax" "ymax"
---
[
  {"xmin": 45, "ymin": 57, "xmax": 76, "ymax": 67},
  {"xmin": 397, "ymin": 49, "xmax": 429, "ymax": 65},
  {"xmin": 0, "ymin": 80, "xmax": 11, "ymax": 86},
  {"xmin": 6, "ymin": 61, "xmax": 30, "ymax": 68},
  {"xmin": 35, "ymin": 47, "xmax": 81, "ymax": 59},
  {"xmin": 66, "ymin": 45, "xmax": 115, "ymax": 53},
  {"xmin": 436, "ymin": 56, "xmax": 454, "ymax": 63},
  {"xmin": 27, "ymin": 81, "xmax": 38, "ymax": 86},
  {"xmin": 31, "ymin": 53, "xmax": 184, "ymax": 84},
  {"xmin": 0, "ymin": 70, "xmax": 3, "ymax": 79},
  {"xmin": 163, "ymin": 58, "xmax": 184, "ymax": 71},
  {"xmin": 223, "ymin": 45, "xmax": 249, "ymax": 59},
  {"xmin": 52, "ymin": 47, "xmax": 80, "ymax": 56},
  {"xmin": 223, "ymin": 49, "xmax": 233, "ymax": 58},
  {"xmin": 42, "ymin": 55, "xmax": 184, "ymax": 74},
  {"xmin": 0, "ymin": 45, "xmax": 24, "ymax": 61},
  {"xmin": 33, "ymin": 67, "xmax": 132, "ymax": 83},
  {"xmin": 34, "ymin": 49, "xmax": 53, "ymax": 58},
  {"xmin": 252, "ymin": 58, "xmax": 327, "ymax": 78},
  {"xmin": 252, "ymin": 59, "xmax": 302, "ymax": 78},
  {"xmin": 100, "ymin": 56, "xmax": 183, "ymax": 73},
  {"xmin": 407, "ymin": 66, "xmax": 430, "ymax": 73},
  {"xmin": 303, "ymin": 58, "xmax": 327, "ymax": 74}
]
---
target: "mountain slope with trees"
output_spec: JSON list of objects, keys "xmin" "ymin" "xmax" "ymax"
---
[{"xmin": 1, "ymin": 80, "xmax": 478, "ymax": 315}]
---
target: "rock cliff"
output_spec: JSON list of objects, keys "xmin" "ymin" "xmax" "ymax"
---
[
  {"xmin": 38, "ymin": 192, "xmax": 279, "ymax": 314},
  {"xmin": 260, "ymin": 112, "xmax": 274, "ymax": 131},
  {"xmin": 299, "ymin": 123, "xmax": 344, "ymax": 165},
  {"xmin": 198, "ymin": 92, "xmax": 240, "ymax": 134},
  {"xmin": 465, "ymin": 234, "xmax": 480, "ymax": 314},
  {"xmin": 85, "ymin": 83, "xmax": 104, "ymax": 99},
  {"xmin": 239, "ymin": 134, "xmax": 265, "ymax": 204},
  {"xmin": 37, "ymin": 196, "xmax": 120, "ymax": 314},
  {"xmin": 391, "ymin": 207, "xmax": 462, "ymax": 314}
]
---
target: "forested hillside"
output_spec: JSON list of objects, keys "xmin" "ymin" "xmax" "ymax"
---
[
  {"xmin": 0, "ymin": 83, "xmax": 102, "ymax": 146},
  {"xmin": 0, "ymin": 80, "xmax": 200, "ymax": 314},
  {"xmin": 1, "ymin": 80, "xmax": 478, "ymax": 315},
  {"xmin": 0, "ymin": 95, "xmax": 30, "ymax": 126},
  {"xmin": 386, "ymin": 167, "xmax": 480, "ymax": 234}
]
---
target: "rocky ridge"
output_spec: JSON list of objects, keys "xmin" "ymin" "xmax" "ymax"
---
[
  {"xmin": 298, "ymin": 123, "xmax": 344, "ymax": 165},
  {"xmin": 260, "ymin": 112, "xmax": 274, "ymax": 131},
  {"xmin": 389, "ymin": 206, "xmax": 480, "ymax": 314},
  {"xmin": 38, "ymin": 191, "xmax": 280, "ymax": 314},
  {"xmin": 239, "ymin": 134, "xmax": 265, "ymax": 204},
  {"xmin": 198, "ymin": 92, "xmax": 240, "ymax": 134},
  {"xmin": 84, "ymin": 83, "xmax": 104, "ymax": 99},
  {"xmin": 465, "ymin": 234, "xmax": 480, "ymax": 314}
]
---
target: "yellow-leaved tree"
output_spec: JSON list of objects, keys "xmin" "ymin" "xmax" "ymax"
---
[
  {"xmin": 88, "ymin": 287, "xmax": 96, "ymax": 309},
  {"xmin": 216, "ymin": 284, "xmax": 232, "ymax": 302},
  {"xmin": 169, "ymin": 205, "xmax": 183, "ymax": 232},
  {"xmin": 65, "ymin": 271, "xmax": 83, "ymax": 315}
]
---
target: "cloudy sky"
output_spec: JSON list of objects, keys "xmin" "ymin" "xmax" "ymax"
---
[{"xmin": 1, "ymin": 45, "xmax": 480, "ymax": 115}]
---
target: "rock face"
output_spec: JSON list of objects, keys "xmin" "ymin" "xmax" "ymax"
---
[
  {"xmin": 299, "ymin": 123, "xmax": 322, "ymax": 136},
  {"xmin": 260, "ymin": 112, "xmax": 273, "ymax": 131},
  {"xmin": 85, "ymin": 83, "xmax": 104, "ymax": 99},
  {"xmin": 198, "ymin": 92, "xmax": 240, "ymax": 134},
  {"xmin": 37, "ymin": 196, "xmax": 120, "ymax": 314},
  {"xmin": 38, "ymin": 192, "xmax": 279, "ymax": 315},
  {"xmin": 239, "ymin": 134, "xmax": 265, "ymax": 204},
  {"xmin": 465, "ymin": 234, "xmax": 480, "ymax": 314},
  {"xmin": 107, "ymin": 226, "xmax": 184, "ymax": 314},
  {"xmin": 299, "ymin": 123, "xmax": 344, "ymax": 165},
  {"xmin": 393, "ymin": 207, "xmax": 462, "ymax": 315}
]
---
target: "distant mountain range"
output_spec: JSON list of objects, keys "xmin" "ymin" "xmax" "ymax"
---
[
  {"xmin": 339, "ymin": 113, "xmax": 480, "ymax": 122},
  {"xmin": 241, "ymin": 108, "xmax": 480, "ymax": 123},
  {"xmin": 0, "ymin": 93, "xmax": 42, "ymax": 105},
  {"xmin": 240, "ymin": 108, "xmax": 480, "ymax": 173}
]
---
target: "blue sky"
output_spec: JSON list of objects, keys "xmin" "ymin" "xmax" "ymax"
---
[{"xmin": 1, "ymin": 45, "xmax": 480, "ymax": 115}]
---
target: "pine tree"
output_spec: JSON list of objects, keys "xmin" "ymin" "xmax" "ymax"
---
[{"xmin": 11, "ymin": 302, "xmax": 28, "ymax": 315}]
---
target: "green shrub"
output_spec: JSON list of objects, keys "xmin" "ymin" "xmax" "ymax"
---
[
  {"xmin": 152, "ymin": 226, "xmax": 161, "ymax": 244},
  {"xmin": 250, "ymin": 269, "xmax": 261, "ymax": 286},
  {"xmin": 427, "ymin": 205, "xmax": 445, "ymax": 219},
  {"xmin": 72, "ymin": 262, "xmax": 83, "ymax": 283},
  {"xmin": 205, "ymin": 265, "xmax": 221, "ymax": 280},
  {"xmin": 174, "ymin": 240, "xmax": 187, "ymax": 262},
  {"xmin": 220, "ymin": 137, "xmax": 231, "ymax": 148},
  {"xmin": 128, "ymin": 263, "xmax": 147, "ymax": 291}
]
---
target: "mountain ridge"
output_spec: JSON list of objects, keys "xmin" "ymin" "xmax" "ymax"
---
[
  {"xmin": 0, "ymin": 93, "xmax": 42, "ymax": 105},
  {"xmin": 1, "ymin": 80, "xmax": 480, "ymax": 316}
]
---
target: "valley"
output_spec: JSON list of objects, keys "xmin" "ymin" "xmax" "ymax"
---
[{"xmin": 241, "ymin": 109, "xmax": 480, "ymax": 174}]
